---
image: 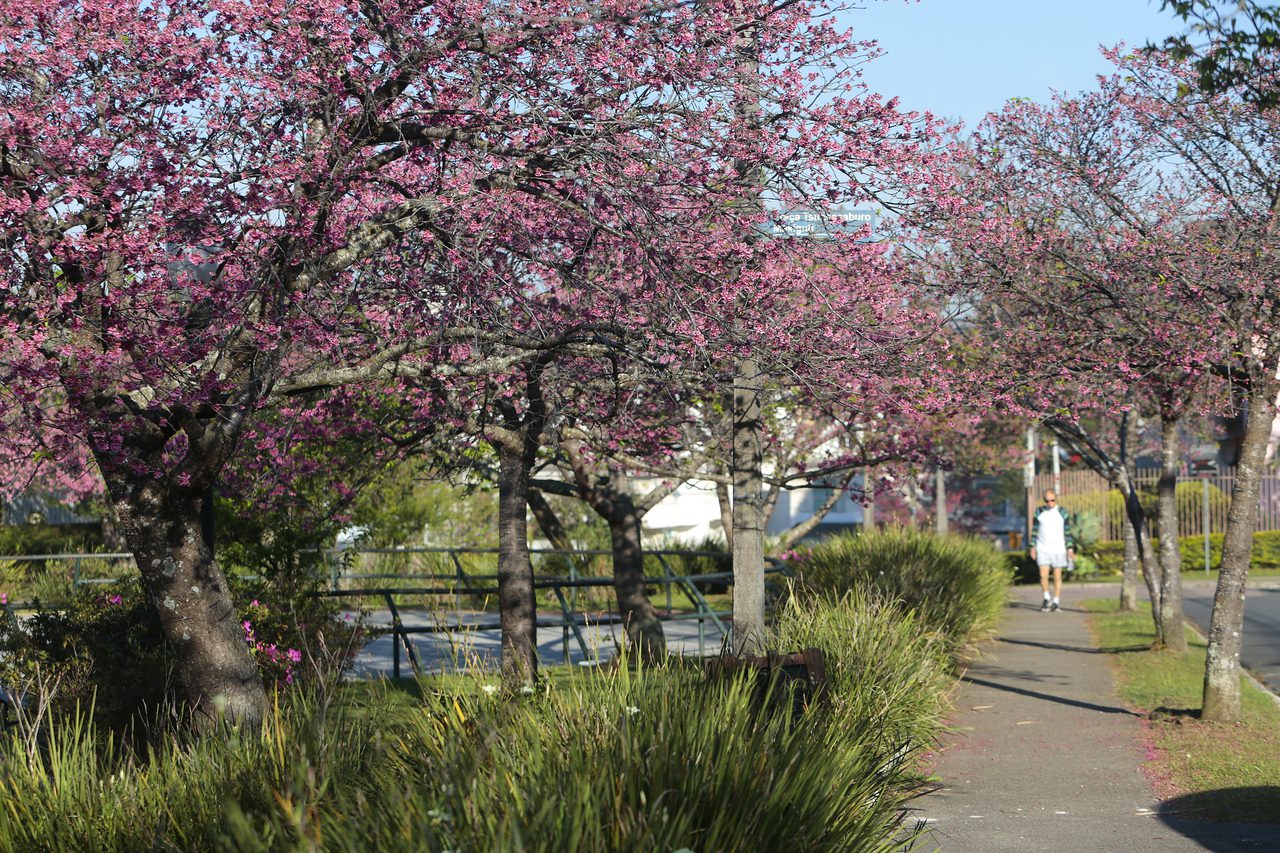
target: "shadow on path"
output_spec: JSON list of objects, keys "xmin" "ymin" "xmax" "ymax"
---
[
  {"xmin": 965, "ymin": 663, "xmax": 1070, "ymax": 686},
  {"xmin": 1007, "ymin": 601, "xmax": 1095, "ymax": 614},
  {"xmin": 962, "ymin": 675, "xmax": 1142, "ymax": 717},
  {"xmin": 999, "ymin": 637, "xmax": 1149, "ymax": 655},
  {"xmin": 1159, "ymin": 788, "xmax": 1280, "ymax": 851}
]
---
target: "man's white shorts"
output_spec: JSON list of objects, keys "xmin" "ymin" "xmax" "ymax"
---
[{"xmin": 1037, "ymin": 550, "xmax": 1069, "ymax": 569}]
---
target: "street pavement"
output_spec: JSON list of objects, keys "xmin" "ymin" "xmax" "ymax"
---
[
  {"xmin": 1182, "ymin": 579, "xmax": 1280, "ymax": 696},
  {"xmin": 918, "ymin": 584, "xmax": 1280, "ymax": 852}
]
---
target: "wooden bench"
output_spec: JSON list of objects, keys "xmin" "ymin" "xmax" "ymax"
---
[{"xmin": 704, "ymin": 647, "xmax": 828, "ymax": 712}]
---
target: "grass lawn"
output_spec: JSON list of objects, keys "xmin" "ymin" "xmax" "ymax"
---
[{"xmin": 1083, "ymin": 599, "xmax": 1280, "ymax": 822}]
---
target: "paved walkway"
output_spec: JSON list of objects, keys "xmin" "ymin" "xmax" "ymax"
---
[
  {"xmin": 346, "ymin": 608, "xmax": 728, "ymax": 677},
  {"xmin": 917, "ymin": 585, "xmax": 1280, "ymax": 852}
]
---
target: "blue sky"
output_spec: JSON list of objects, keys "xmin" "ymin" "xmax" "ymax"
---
[{"xmin": 835, "ymin": 0, "xmax": 1183, "ymax": 131}]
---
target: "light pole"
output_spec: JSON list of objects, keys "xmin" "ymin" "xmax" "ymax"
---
[{"xmin": 1024, "ymin": 426, "xmax": 1037, "ymax": 550}]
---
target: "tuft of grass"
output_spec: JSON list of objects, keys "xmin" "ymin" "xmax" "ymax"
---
[
  {"xmin": 0, "ymin": 589, "xmax": 960, "ymax": 851},
  {"xmin": 794, "ymin": 527, "xmax": 1012, "ymax": 653},
  {"xmin": 1084, "ymin": 599, "xmax": 1280, "ymax": 823}
]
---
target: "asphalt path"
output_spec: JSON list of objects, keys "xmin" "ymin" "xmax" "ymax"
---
[
  {"xmin": 346, "ymin": 608, "xmax": 729, "ymax": 678},
  {"xmin": 1181, "ymin": 580, "xmax": 1280, "ymax": 696}
]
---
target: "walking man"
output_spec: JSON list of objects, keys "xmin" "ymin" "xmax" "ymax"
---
[{"xmin": 1030, "ymin": 489, "xmax": 1074, "ymax": 612}]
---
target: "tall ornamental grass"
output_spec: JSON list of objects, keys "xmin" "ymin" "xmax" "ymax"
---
[
  {"xmin": 794, "ymin": 527, "xmax": 1012, "ymax": 652},
  {"xmin": 0, "ymin": 589, "xmax": 952, "ymax": 852}
]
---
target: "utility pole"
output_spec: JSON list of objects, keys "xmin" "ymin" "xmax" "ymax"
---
[
  {"xmin": 935, "ymin": 466, "xmax": 949, "ymax": 534},
  {"xmin": 863, "ymin": 467, "xmax": 875, "ymax": 530},
  {"xmin": 1024, "ymin": 426, "xmax": 1037, "ymax": 550},
  {"xmin": 1051, "ymin": 437, "xmax": 1061, "ymax": 495}
]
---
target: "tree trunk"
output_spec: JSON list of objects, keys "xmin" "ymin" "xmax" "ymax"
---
[
  {"xmin": 1119, "ymin": 467, "xmax": 1164, "ymax": 646},
  {"xmin": 716, "ymin": 480, "xmax": 734, "ymax": 550},
  {"xmin": 107, "ymin": 479, "xmax": 266, "ymax": 727},
  {"xmin": 605, "ymin": 496, "xmax": 665, "ymax": 662},
  {"xmin": 729, "ymin": 4, "xmax": 766, "ymax": 655},
  {"xmin": 495, "ymin": 440, "xmax": 539, "ymax": 684},
  {"xmin": 1120, "ymin": 505, "xmax": 1140, "ymax": 612},
  {"xmin": 1118, "ymin": 411, "xmax": 1140, "ymax": 612},
  {"xmin": 1114, "ymin": 411, "xmax": 1164, "ymax": 644},
  {"xmin": 1202, "ymin": 372, "xmax": 1279, "ymax": 722},
  {"xmin": 1156, "ymin": 413, "xmax": 1187, "ymax": 652},
  {"xmin": 732, "ymin": 355, "xmax": 767, "ymax": 654},
  {"xmin": 528, "ymin": 488, "xmax": 590, "ymax": 576},
  {"xmin": 934, "ymin": 466, "xmax": 949, "ymax": 535}
]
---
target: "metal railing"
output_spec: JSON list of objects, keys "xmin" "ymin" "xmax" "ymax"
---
[{"xmin": 0, "ymin": 547, "xmax": 790, "ymax": 678}]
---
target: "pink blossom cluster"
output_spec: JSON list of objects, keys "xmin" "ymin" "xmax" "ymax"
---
[{"xmin": 241, "ymin": 616, "xmax": 303, "ymax": 686}]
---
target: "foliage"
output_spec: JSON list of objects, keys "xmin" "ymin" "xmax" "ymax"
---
[
  {"xmin": 0, "ymin": 573, "xmax": 359, "ymax": 731},
  {"xmin": 1156, "ymin": 0, "xmax": 1280, "ymax": 108},
  {"xmin": 646, "ymin": 534, "xmax": 732, "ymax": 594},
  {"xmin": 792, "ymin": 527, "xmax": 1012, "ymax": 652},
  {"xmin": 0, "ymin": 524, "xmax": 103, "ymax": 557},
  {"xmin": 0, "ymin": 589, "xmax": 956, "ymax": 851},
  {"xmin": 0, "ymin": 580, "xmax": 172, "ymax": 731},
  {"xmin": 1089, "ymin": 530, "xmax": 1280, "ymax": 574},
  {"xmin": 1071, "ymin": 509, "xmax": 1104, "ymax": 551},
  {"xmin": 350, "ymin": 463, "xmax": 504, "ymax": 550}
]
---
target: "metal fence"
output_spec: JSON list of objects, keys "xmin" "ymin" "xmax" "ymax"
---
[
  {"xmin": 1, "ymin": 547, "xmax": 788, "ymax": 677},
  {"xmin": 1032, "ymin": 468, "xmax": 1280, "ymax": 542}
]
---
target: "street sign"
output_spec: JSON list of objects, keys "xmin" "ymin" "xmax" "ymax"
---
[{"xmin": 764, "ymin": 207, "xmax": 876, "ymax": 240}]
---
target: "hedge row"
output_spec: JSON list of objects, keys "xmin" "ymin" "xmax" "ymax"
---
[{"xmin": 1006, "ymin": 529, "xmax": 1280, "ymax": 582}]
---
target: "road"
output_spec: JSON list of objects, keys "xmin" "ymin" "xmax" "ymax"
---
[{"xmin": 1182, "ymin": 579, "xmax": 1280, "ymax": 697}]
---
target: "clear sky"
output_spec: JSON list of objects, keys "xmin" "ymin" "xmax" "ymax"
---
[{"xmin": 836, "ymin": 0, "xmax": 1184, "ymax": 131}]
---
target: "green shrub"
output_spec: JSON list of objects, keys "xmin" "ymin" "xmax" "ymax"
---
[
  {"xmin": 1089, "ymin": 529, "xmax": 1280, "ymax": 573},
  {"xmin": 0, "ymin": 573, "xmax": 360, "ymax": 731},
  {"xmin": 646, "ymin": 534, "xmax": 731, "ymax": 594},
  {"xmin": 0, "ymin": 523, "xmax": 104, "ymax": 557},
  {"xmin": 1071, "ymin": 509, "xmax": 1104, "ymax": 551},
  {"xmin": 773, "ymin": 588, "xmax": 950, "ymax": 750},
  {"xmin": 0, "ymin": 592, "xmax": 948, "ymax": 851},
  {"xmin": 793, "ymin": 527, "xmax": 1011, "ymax": 651},
  {"xmin": 0, "ymin": 579, "xmax": 174, "ymax": 731}
]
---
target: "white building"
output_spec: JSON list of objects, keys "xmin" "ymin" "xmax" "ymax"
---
[{"xmin": 640, "ymin": 477, "xmax": 866, "ymax": 545}]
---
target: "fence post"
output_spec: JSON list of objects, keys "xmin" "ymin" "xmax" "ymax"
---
[
  {"xmin": 1203, "ymin": 476, "xmax": 1211, "ymax": 575},
  {"xmin": 450, "ymin": 551, "xmax": 465, "ymax": 615},
  {"xmin": 655, "ymin": 553, "xmax": 674, "ymax": 616}
]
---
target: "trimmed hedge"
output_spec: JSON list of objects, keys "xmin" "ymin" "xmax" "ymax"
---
[
  {"xmin": 1091, "ymin": 529, "xmax": 1280, "ymax": 573},
  {"xmin": 1006, "ymin": 530, "xmax": 1280, "ymax": 582}
]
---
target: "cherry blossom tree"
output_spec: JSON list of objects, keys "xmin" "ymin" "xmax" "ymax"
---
[
  {"xmin": 2, "ymin": 0, "xmax": 956, "ymax": 717},
  {"xmin": 954, "ymin": 46, "xmax": 1280, "ymax": 718}
]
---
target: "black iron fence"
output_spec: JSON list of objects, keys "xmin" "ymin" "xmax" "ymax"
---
[{"xmin": 1, "ymin": 548, "xmax": 789, "ymax": 677}]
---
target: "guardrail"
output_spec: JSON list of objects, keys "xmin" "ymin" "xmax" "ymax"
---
[{"xmin": 0, "ymin": 548, "xmax": 790, "ymax": 678}]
